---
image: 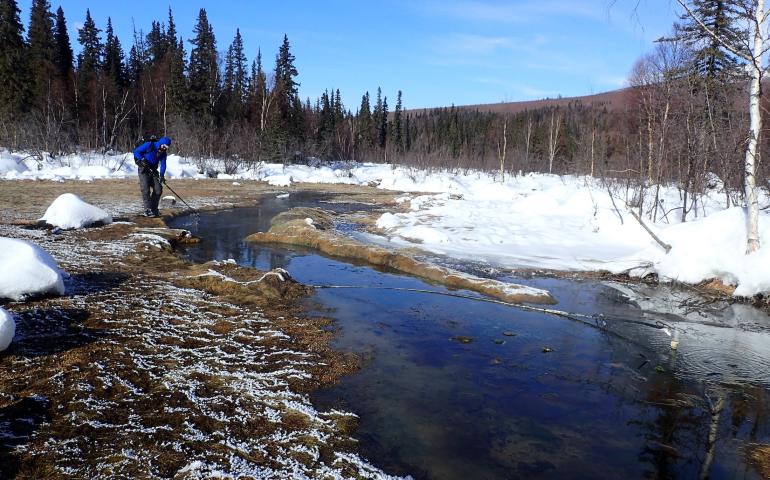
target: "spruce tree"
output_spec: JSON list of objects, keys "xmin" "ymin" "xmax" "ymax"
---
[
  {"xmin": 146, "ymin": 20, "xmax": 167, "ymax": 64},
  {"xmin": 224, "ymin": 28, "xmax": 246, "ymax": 120},
  {"xmin": 0, "ymin": 0, "xmax": 31, "ymax": 115},
  {"xmin": 373, "ymin": 87, "xmax": 383, "ymax": 148},
  {"xmin": 166, "ymin": 35, "xmax": 187, "ymax": 114},
  {"xmin": 76, "ymin": 9, "xmax": 102, "ymax": 123},
  {"xmin": 165, "ymin": 8, "xmax": 187, "ymax": 115},
  {"xmin": 357, "ymin": 91, "xmax": 373, "ymax": 153},
  {"xmin": 188, "ymin": 8, "xmax": 218, "ymax": 118},
  {"xmin": 165, "ymin": 7, "xmax": 177, "ymax": 46},
  {"xmin": 52, "ymin": 6, "xmax": 73, "ymax": 78},
  {"xmin": 674, "ymin": 0, "xmax": 742, "ymax": 78},
  {"xmin": 104, "ymin": 17, "xmax": 125, "ymax": 87},
  {"xmin": 379, "ymin": 95, "xmax": 388, "ymax": 149},
  {"xmin": 77, "ymin": 9, "xmax": 102, "ymax": 75},
  {"xmin": 404, "ymin": 113, "xmax": 411, "ymax": 151},
  {"xmin": 394, "ymin": 90, "xmax": 403, "ymax": 150},
  {"xmin": 273, "ymin": 34, "xmax": 299, "ymax": 133},
  {"xmin": 28, "ymin": 0, "xmax": 55, "ymax": 108},
  {"xmin": 126, "ymin": 42, "xmax": 144, "ymax": 85},
  {"xmin": 334, "ymin": 89, "xmax": 343, "ymax": 125}
]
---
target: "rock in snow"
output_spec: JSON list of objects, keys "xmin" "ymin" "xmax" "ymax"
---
[
  {"xmin": 39, "ymin": 193, "xmax": 112, "ymax": 229},
  {"xmin": 0, "ymin": 308, "xmax": 15, "ymax": 352},
  {"xmin": 0, "ymin": 237, "xmax": 65, "ymax": 300}
]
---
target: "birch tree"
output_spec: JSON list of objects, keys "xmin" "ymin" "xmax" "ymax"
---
[{"xmin": 675, "ymin": 0, "xmax": 766, "ymax": 253}]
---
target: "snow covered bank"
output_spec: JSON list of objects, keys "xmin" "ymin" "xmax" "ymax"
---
[
  {"xmin": 0, "ymin": 149, "xmax": 201, "ymax": 180},
  {"xmin": 0, "ymin": 238, "xmax": 65, "ymax": 300},
  {"xmin": 3, "ymin": 148, "xmax": 770, "ymax": 295},
  {"xmin": 40, "ymin": 193, "xmax": 112, "ymax": 229}
]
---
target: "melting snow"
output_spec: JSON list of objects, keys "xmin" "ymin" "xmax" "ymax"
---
[
  {"xmin": 39, "ymin": 193, "xmax": 112, "ymax": 229},
  {"xmin": 0, "ymin": 237, "xmax": 64, "ymax": 300}
]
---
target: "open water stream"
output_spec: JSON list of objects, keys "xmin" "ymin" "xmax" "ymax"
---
[{"xmin": 169, "ymin": 192, "xmax": 770, "ymax": 480}]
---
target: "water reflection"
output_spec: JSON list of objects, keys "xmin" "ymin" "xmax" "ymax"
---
[{"xmin": 170, "ymin": 198, "xmax": 770, "ymax": 480}]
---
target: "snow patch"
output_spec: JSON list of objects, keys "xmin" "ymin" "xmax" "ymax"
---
[
  {"xmin": 0, "ymin": 237, "xmax": 65, "ymax": 300},
  {"xmin": 39, "ymin": 193, "xmax": 112, "ymax": 229}
]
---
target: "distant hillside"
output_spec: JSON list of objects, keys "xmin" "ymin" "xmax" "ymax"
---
[{"xmin": 410, "ymin": 88, "xmax": 632, "ymax": 115}]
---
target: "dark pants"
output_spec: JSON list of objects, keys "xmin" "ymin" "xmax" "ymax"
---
[{"xmin": 138, "ymin": 168, "xmax": 162, "ymax": 213}]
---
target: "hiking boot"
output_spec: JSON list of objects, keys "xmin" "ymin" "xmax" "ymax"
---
[
  {"xmin": 144, "ymin": 209, "xmax": 154, "ymax": 217},
  {"xmin": 151, "ymin": 209, "xmax": 160, "ymax": 217}
]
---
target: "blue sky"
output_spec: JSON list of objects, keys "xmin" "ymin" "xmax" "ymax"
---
[{"xmin": 17, "ymin": 0, "xmax": 680, "ymax": 109}]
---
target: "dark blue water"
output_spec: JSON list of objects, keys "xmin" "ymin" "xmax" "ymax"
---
[{"xmin": 170, "ymin": 196, "xmax": 770, "ymax": 480}]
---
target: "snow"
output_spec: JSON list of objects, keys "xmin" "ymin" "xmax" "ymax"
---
[
  {"xmin": 40, "ymin": 193, "xmax": 112, "ymax": 229},
  {"xmin": 0, "ymin": 237, "xmax": 65, "ymax": 300},
  {"xmin": 4, "ymin": 148, "xmax": 770, "ymax": 295},
  {"xmin": 0, "ymin": 308, "xmax": 15, "ymax": 352}
]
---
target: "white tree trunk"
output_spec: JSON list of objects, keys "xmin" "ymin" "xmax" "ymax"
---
[
  {"xmin": 548, "ymin": 110, "xmax": 562, "ymax": 174},
  {"xmin": 745, "ymin": 0, "xmax": 764, "ymax": 254}
]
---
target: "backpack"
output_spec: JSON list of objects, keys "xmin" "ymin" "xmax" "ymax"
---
[{"xmin": 135, "ymin": 134, "xmax": 158, "ymax": 149}]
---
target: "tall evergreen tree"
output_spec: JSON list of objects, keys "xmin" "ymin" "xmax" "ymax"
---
[
  {"xmin": 273, "ymin": 34, "xmax": 300, "ymax": 134},
  {"xmin": 164, "ymin": 8, "xmax": 187, "ymax": 115},
  {"xmin": 103, "ymin": 17, "xmax": 125, "ymax": 87},
  {"xmin": 52, "ymin": 6, "xmax": 73, "ymax": 78},
  {"xmin": 357, "ymin": 91, "xmax": 373, "ymax": 153},
  {"xmin": 126, "ymin": 42, "xmax": 144, "ymax": 85},
  {"xmin": 166, "ymin": 35, "xmax": 187, "ymax": 114},
  {"xmin": 673, "ymin": 0, "xmax": 743, "ymax": 78},
  {"xmin": 373, "ymin": 87, "xmax": 383, "ymax": 147},
  {"xmin": 165, "ymin": 7, "xmax": 177, "ymax": 46},
  {"xmin": 394, "ymin": 90, "xmax": 403, "ymax": 150},
  {"xmin": 188, "ymin": 8, "xmax": 218, "ymax": 118},
  {"xmin": 224, "ymin": 28, "xmax": 246, "ymax": 120},
  {"xmin": 333, "ymin": 89, "xmax": 343, "ymax": 125},
  {"xmin": 404, "ymin": 113, "xmax": 411, "ymax": 151},
  {"xmin": 27, "ymin": 0, "xmax": 55, "ymax": 107},
  {"xmin": 77, "ymin": 9, "xmax": 102, "ymax": 76},
  {"xmin": 0, "ymin": 0, "xmax": 31, "ymax": 115},
  {"xmin": 379, "ymin": 95, "xmax": 388, "ymax": 149},
  {"xmin": 146, "ymin": 20, "xmax": 167, "ymax": 64}
]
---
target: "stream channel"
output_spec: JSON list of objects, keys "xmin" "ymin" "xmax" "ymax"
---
[{"xmin": 169, "ymin": 191, "xmax": 770, "ymax": 480}]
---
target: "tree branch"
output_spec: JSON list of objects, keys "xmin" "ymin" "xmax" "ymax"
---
[{"xmin": 674, "ymin": 0, "xmax": 752, "ymax": 61}]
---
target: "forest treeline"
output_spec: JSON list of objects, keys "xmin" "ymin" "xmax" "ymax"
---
[{"xmin": 0, "ymin": 0, "xmax": 767, "ymax": 221}]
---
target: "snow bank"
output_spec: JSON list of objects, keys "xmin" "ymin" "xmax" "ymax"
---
[
  {"xmin": 620, "ymin": 207, "xmax": 770, "ymax": 296},
  {"xmin": 0, "ymin": 308, "xmax": 15, "ymax": 352},
  {"xmin": 0, "ymin": 238, "xmax": 65, "ymax": 300},
  {"xmin": 5, "ymin": 147, "xmax": 770, "ymax": 295},
  {"xmin": 0, "ymin": 150, "xmax": 206, "ymax": 180},
  {"xmin": 364, "ymin": 172, "xmax": 770, "ymax": 296},
  {"xmin": 40, "ymin": 193, "xmax": 112, "ymax": 229},
  {"xmin": 0, "ymin": 149, "xmax": 27, "ymax": 176}
]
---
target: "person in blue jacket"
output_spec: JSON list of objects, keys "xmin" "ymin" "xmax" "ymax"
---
[{"xmin": 133, "ymin": 135, "xmax": 171, "ymax": 217}]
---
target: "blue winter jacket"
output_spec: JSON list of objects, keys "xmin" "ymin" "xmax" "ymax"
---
[{"xmin": 133, "ymin": 136, "xmax": 171, "ymax": 178}]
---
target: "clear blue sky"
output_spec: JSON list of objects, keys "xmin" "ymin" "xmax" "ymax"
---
[{"xmin": 17, "ymin": 0, "xmax": 681, "ymax": 109}]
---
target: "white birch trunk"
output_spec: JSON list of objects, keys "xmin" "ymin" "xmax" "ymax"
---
[{"xmin": 745, "ymin": 0, "xmax": 764, "ymax": 254}]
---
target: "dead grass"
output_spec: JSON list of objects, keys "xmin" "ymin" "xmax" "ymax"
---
[
  {"xmin": 749, "ymin": 445, "xmax": 770, "ymax": 478},
  {"xmin": 0, "ymin": 178, "xmax": 398, "ymax": 479}
]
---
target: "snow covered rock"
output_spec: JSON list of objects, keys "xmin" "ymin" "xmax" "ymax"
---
[
  {"xmin": 39, "ymin": 193, "xmax": 112, "ymax": 229},
  {"xmin": 0, "ymin": 238, "xmax": 65, "ymax": 300},
  {"xmin": 0, "ymin": 308, "xmax": 15, "ymax": 352}
]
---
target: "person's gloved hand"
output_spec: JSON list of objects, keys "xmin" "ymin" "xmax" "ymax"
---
[
  {"xmin": 159, "ymin": 175, "xmax": 165, "ymax": 183},
  {"xmin": 133, "ymin": 157, "xmax": 141, "ymax": 165}
]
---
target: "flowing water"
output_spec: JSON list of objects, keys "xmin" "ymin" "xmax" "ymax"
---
[{"xmin": 169, "ymin": 193, "xmax": 770, "ymax": 480}]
